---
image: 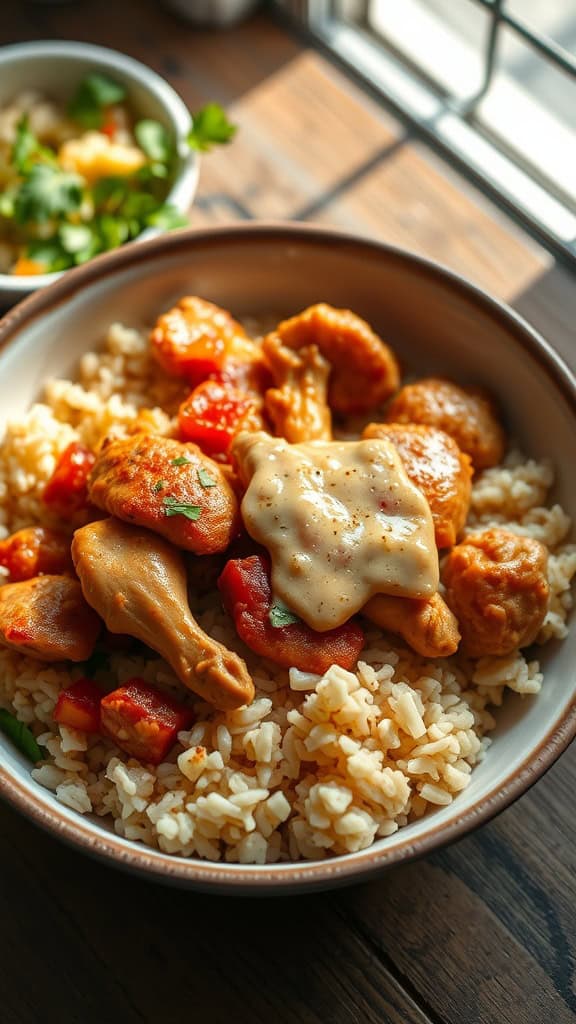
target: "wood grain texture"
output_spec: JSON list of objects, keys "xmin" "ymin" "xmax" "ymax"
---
[
  {"xmin": 337, "ymin": 749, "xmax": 576, "ymax": 1023},
  {"xmin": 0, "ymin": 800, "xmax": 434, "ymax": 1024},
  {"xmin": 1, "ymin": 4, "xmax": 576, "ymax": 1024}
]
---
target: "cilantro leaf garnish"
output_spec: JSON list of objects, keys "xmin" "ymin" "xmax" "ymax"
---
[
  {"xmin": 25, "ymin": 238, "xmax": 74, "ymax": 273},
  {"xmin": 97, "ymin": 213, "xmax": 131, "ymax": 250},
  {"xmin": 135, "ymin": 119, "xmax": 174, "ymax": 163},
  {"xmin": 13, "ymin": 163, "xmax": 83, "ymax": 224},
  {"xmin": 92, "ymin": 175, "xmax": 131, "ymax": 215},
  {"xmin": 187, "ymin": 103, "xmax": 237, "ymax": 152},
  {"xmin": 68, "ymin": 72, "xmax": 127, "ymax": 129},
  {"xmin": 269, "ymin": 601, "xmax": 300, "ymax": 628},
  {"xmin": 197, "ymin": 467, "xmax": 216, "ymax": 488},
  {"xmin": 145, "ymin": 204, "xmax": 188, "ymax": 230},
  {"xmin": 0, "ymin": 188, "xmax": 18, "ymax": 219},
  {"xmin": 170, "ymin": 455, "xmax": 193, "ymax": 467},
  {"xmin": 11, "ymin": 116, "xmax": 43, "ymax": 175},
  {"xmin": 163, "ymin": 496, "xmax": 202, "ymax": 521},
  {"xmin": 0, "ymin": 709, "xmax": 45, "ymax": 764},
  {"xmin": 153, "ymin": 479, "xmax": 168, "ymax": 493},
  {"xmin": 59, "ymin": 222, "xmax": 94, "ymax": 255}
]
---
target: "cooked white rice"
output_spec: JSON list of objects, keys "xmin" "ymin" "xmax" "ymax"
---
[{"xmin": 0, "ymin": 322, "xmax": 573, "ymax": 863}]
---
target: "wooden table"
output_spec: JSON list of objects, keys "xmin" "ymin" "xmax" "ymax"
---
[{"xmin": 2, "ymin": 5, "xmax": 576, "ymax": 1022}]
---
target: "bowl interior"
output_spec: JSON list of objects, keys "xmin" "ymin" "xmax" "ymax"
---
[{"xmin": 0, "ymin": 227, "xmax": 574, "ymax": 890}]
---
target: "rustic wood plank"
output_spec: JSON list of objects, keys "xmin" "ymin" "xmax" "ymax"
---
[
  {"xmin": 335, "ymin": 745, "xmax": 576, "ymax": 1023},
  {"xmin": 4, "ymin": 3, "xmax": 301, "ymax": 110},
  {"xmin": 0, "ymin": 800, "xmax": 435, "ymax": 1024},
  {"xmin": 304, "ymin": 141, "xmax": 548, "ymax": 300},
  {"xmin": 189, "ymin": 48, "xmax": 403, "ymax": 223}
]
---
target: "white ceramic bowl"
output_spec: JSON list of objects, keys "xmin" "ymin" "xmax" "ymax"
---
[
  {"xmin": 0, "ymin": 224, "xmax": 575, "ymax": 893},
  {"xmin": 0, "ymin": 40, "xmax": 199, "ymax": 307}
]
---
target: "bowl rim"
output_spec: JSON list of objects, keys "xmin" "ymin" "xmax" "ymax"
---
[
  {"xmin": 0, "ymin": 39, "xmax": 198, "ymax": 294},
  {"xmin": 0, "ymin": 221, "xmax": 575, "ymax": 893}
]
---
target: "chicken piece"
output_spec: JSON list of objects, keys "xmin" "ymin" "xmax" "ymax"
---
[
  {"xmin": 151, "ymin": 295, "xmax": 251, "ymax": 381},
  {"xmin": 232, "ymin": 431, "xmax": 439, "ymax": 630},
  {"xmin": 150, "ymin": 295, "xmax": 238, "ymax": 379},
  {"xmin": 363, "ymin": 592, "xmax": 460, "ymax": 658},
  {"xmin": 442, "ymin": 528, "xmax": 549, "ymax": 657},
  {"xmin": 71, "ymin": 518, "xmax": 254, "ymax": 710},
  {"xmin": 362, "ymin": 423, "xmax": 472, "ymax": 549},
  {"xmin": 0, "ymin": 526, "xmax": 73, "ymax": 582},
  {"xmin": 386, "ymin": 378, "xmax": 505, "ymax": 470},
  {"xmin": 88, "ymin": 434, "xmax": 239, "ymax": 555},
  {"xmin": 0, "ymin": 575, "xmax": 101, "ymax": 662},
  {"xmin": 263, "ymin": 334, "xmax": 332, "ymax": 442},
  {"xmin": 267, "ymin": 303, "xmax": 400, "ymax": 415}
]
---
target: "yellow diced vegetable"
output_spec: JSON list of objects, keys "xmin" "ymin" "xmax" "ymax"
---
[{"xmin": 58, "ymin": 131, "xmax": 146, "ymax": 183}]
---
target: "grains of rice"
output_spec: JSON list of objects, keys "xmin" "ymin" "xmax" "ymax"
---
[{"xmin": 0, "ymin": 322, "xmax": 574, "ymax": 863}]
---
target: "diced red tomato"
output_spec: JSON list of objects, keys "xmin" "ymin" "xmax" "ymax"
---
[
  {"xmin": 54, "ymin": 678, "xmax": 102, "ymax": 734},
  {"xmin": 0, "ymin": 526, "xmax": 73, "ymax": 581},
  {"xmin": 212, "ymin": 359, "xmax": 272, "ymax": 396},
  {"xmin": 101, "ymin": 112, "xmax": 117, "ymax": 139},
  {"xmin": 213, "ymin": 335, "xmax": 273, "ymax": 396},
  {"xmin": 155, "ymin": 332, "xmax": 227, "ymax": 384},
  {"xmin": 218, "ymin": 554, "xmax": 365, "ymax": 674},
  {"xmin": 178, "ymin": 336, "xmax": 228, "ymax": 386},
  {"xmin": 43, "ymin": 442, "xmax": 96, "ymax": 515},
  {"xmin": 100, "ymin": 678, "xmax": 193, "ymax": 765},
  {"xmin": 178, "ymin": 380, "xmax": 261, "ymax": 456}
]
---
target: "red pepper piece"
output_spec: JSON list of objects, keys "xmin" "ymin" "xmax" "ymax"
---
[
  {"xmin": 0, "ymin": 526, "xmax": 73, "ymax": 581},
  {"xmin": 178, "ymin": 380, "xmax": 261, "ymax": 456},
  {"xmin": 54, "ymin": 678, "xmax": 102, "ymax": 734},
  {"xmin": 100, "ymin": 109, "xmax": 118, "ymax": 139},
  {"xmin": 43, "ymin": 442, "xmax": 96, "ymax": 515},
  {"xmin": 218, "ymin": 554, "xmax": 365, "ymax": 675},
  {"xmin": 213, "ymin": 335, "xmax": 273, "ymax": 396},
  {"xmin": 100, "ymin": 678, "xmax": 193, "ymax": 765}
]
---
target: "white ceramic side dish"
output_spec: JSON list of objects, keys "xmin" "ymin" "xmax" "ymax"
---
[{"xmin": 0, "ymin": 40, "xmax": 198, "ymax": 307}]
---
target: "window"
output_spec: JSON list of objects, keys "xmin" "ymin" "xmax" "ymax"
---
[{"xmin": 274, "ymin": 0, "xmax": 576, "ymax": 264}]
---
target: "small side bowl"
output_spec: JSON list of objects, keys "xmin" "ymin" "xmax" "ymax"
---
[
  {"xmin": 0, "ymin": 40, "xmax": 199, "ymax": 307},
  {"xmin": 0, "ymin": 224, "xmax": 575, "ymax": 893}
]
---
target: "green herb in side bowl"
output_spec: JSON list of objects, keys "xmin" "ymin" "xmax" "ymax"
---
[{"xmin": 0, "ymin": 71, "xmax": 237, "ymax": 276}]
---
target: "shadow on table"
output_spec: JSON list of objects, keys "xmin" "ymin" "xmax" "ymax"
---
[
  {"xmin": 3, "ymin": 1, "xmax": 298, "ymax": 109},
  {"xmin": 510, "ymin": 261, "xmax": 576, "ymax": 370},
  {"xmin": 0, "ymin": 801, "xmax": 388, "ymax": 1024}
]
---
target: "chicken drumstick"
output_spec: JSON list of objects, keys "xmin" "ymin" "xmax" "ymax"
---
[{"xmin": 71, "ymin": 518, "xmax": 254, "ymax": 710}]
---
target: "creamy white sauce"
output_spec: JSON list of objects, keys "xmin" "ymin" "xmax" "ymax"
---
[{"xmin": 233, "ymin": 432, "xmax": 439, "ymax": 631}]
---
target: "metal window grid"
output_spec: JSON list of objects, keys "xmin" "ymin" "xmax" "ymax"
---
[{"xmin": 273, "ymin": 0, "xmax": 576, "ymax": 267}]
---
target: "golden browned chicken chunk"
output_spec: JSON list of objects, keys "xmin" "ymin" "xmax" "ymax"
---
[
  {"xmin": 89, "ymin": 434, "xmax": 239, "ymax": 555},
  {"xmin": 0, "ymin": 525, "xmax": 73, "ymax": 581},
  {"xmin": 386, "ymin": 377, "xmax": 505, "ymax": 470},
  {"xmin": 362, "ymin": 422, "xmax": 472, "ymax": 549},
  {"xmin": 0, "ymin": 575, "xmax": 101, "ymax": 662},
  {"xmin": 72, "ymin": 518, "xmax": 254, "ymax": 710},
  {"xmin": 363, "ymin": 592, "xmax": 460, "ymax": 658},
  {"xmin": 267, "ymin": 303, "xmax": 400, "ymax": 415},
  {"xmin": 442, "ymin": 528, "xmax": 549, "ymax": 657},
  {"xmin": 150, "ymin": 295, "xmax": 247, "ymax": 379},
  {"xmin": 263, "ymin": 334, "xmax": 332, "ymax": 443},
  {"xmin": 150, "ymin": 295, "xmax": 269, "ymax": 395}
]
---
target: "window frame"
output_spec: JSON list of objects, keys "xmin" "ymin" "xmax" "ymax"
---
[{"xmin": 273, "ymin": 0, "xmax": 576, "ymax": 267}]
